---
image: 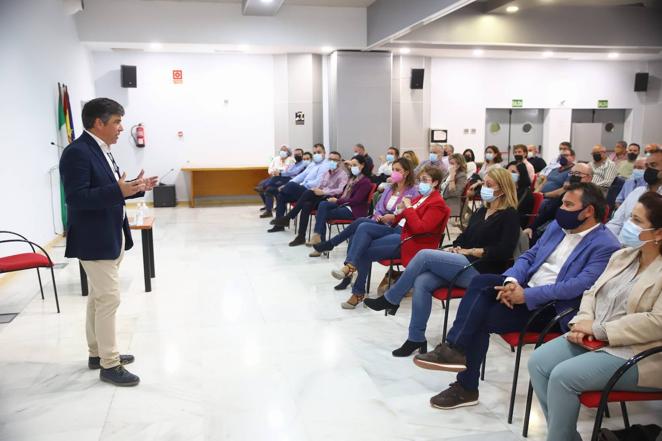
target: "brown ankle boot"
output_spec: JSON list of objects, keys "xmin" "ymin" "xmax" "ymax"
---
[{"xmin": 341, "ymin": 294, "xmax": 364, "ymax": 309}]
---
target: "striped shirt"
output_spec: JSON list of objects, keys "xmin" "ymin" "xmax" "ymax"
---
[{"xmin": 591, "ymin": 159, "xmax": 618, "ymax": 190}]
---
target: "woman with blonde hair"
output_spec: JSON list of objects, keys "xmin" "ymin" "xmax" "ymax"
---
[
  {"xmin": 365, "ymin": 167, "xmax": 521, "ymax": 357},
  {"xmin": 402, "ymin": 150, "xmax": 420, "ymax": 170}
]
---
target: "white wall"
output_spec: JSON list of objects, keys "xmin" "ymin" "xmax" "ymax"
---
[
  {"xmin": 0, "ymin": 0, "xmax": 95, "ymax": 250},
  {"xmin": 92, "ymin": 51, "xmax": 276, "ymax": 201},
  {"xmin": 429, "ymin": 57, "xmax": 659, "ymax": 164}
]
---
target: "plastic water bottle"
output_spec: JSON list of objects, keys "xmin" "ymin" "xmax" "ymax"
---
[{"xmin": 136, "ymin": 202, "xmax": 145, "ymax": 226}]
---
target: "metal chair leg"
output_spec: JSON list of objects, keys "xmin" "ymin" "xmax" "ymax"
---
[
  {"xmin": 36, "ymin": 268, "xmax": 45, "ymax": 300},
  {"xmin": 508, "ymin": 341, "xmax": 525, "ymax": 423},
  {"xmin": 50, "ymin": 267, "xmax": 60, "ymax": 313},
  {"xmin": 522, "ymin": 381, "xmax": 535, "ymax": 437},
  {"xmin": 620, "ymin": 402, "xmax": 630, "ymax": 429},
  {"xmin": 480, "ymin": 355, "xmax": 486, "ymax": 381}
]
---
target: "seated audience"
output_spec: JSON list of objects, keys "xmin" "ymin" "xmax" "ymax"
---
[
  {"xmin": 258, "ymin": 148, "xmax": 307, "ymax": 218},
  {"xmin": 607, "ymin": 149, "xmax": 662, "ymax": 239},
  {"xmin": 591, "ymin": 144, "xmax": 618, "ymax": 195},
  {"xmin": 540, "ymin": 142, "xmax": 572, "ymax": 177},
  {"xmin": 440, "ymin": 154, "xmax": 468, "ymax": 218},
  {"xmin": 313, "ymin": 158, "xmax": 418, "ymax": 276},
  {"xmin": 373, "ymin": 146, "xmax": 399, "ymax": 184},
  {"xmin": 402, "ymin": 150, "xmax": 420, "ymax": 170},
  {"xmin": 644, "ymin": 143, "xmax": 660, "ymax": 157},
  {"xmin": 536, "ymin": 148, "xmax": 575, "ymax": 195},
  {"xmin": 307, "ymin": 155, "xmax": 373, "ymax": 254},
  {"xmin": 478, "ymin": 145, "xmax": 502, "ymax": 180},
  {"xmin": 409, "ymin": 183, "xmax": 620, "ymax": 410},
  {"xmin": 364, "ymin": 167, "xmax": 520, "ymax": 357},
  {"xmin": 415, "ymin": 144, "xmax": 448, "ymax": 177},
  {"xmin": 463, "ymin": 149, "xmax": 477, "ymax": 176},
  {"xmin": 609, "ymin": 140, "xmax": 628, "ymax": 165},
  {"xmin": 270, "ymin": 151, "xmax": 348, "ymax": 239},
  {"xmin": 513, "ymin": 144, "xmax": 535, "ymax": 182},
  {"xmin": 332, "ymin": 166, "xmax": 450, "ymax": 309},
  {"xmin": 524, "ymin": 163, "xmax": 593, "ymax": 244},
  {"xmin": 616, "ymin": 142, "xmax": 640, "ymax": 178},
  {"xmin": 268, "ymin": 143, "xmax": 330, "ymax": 227},
  {"xmin": 527, "ymin": 145, "xmax": 547, "ymax": 173},
  {"xmin": 529, "ymin": 191, "xmax": 662, "ymax": 441},
  {"xmin": 350, "ymin": 143, "xmax": 374, "ymax": 173},
  {"xmin": 615, "ymin": 157, "xmax": 646, "ymax": 206},
  {"xmin": 507, "ymin": 161, "xmax": 534, "ymax": 228},
  {"xmin": 441, "ymin": 144, "xmax": 454, "ymax": 169}
]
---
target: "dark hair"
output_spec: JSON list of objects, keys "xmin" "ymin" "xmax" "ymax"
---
[
  {"xmin": 629, "ymin": 143, "xmax": 641, "ymax": 150},
  {"xmin": 638, "ymin": 191, "xmax": 662, "ymax": 253},
  {"xmin": 329, "ymin": 150, "xmax": 342, "ymax": 159},
  {"xmin": 485, "ymin": 145, "xmax": 502, "ymax": 163},
  {"xmin": 513, "ymin": 144, "xmax": 527, "ymax": 155},
  {"xmin": 294, "ymin": 148, "xmax": 304, "ymax": 155},
  {"xmin": 313, "ymin": 143, "xmax": 325, "ymax": 152},
  {"xmin": 616, "ymin": 140, "xmax": 628, "ymax": 149},
  {"xmin": 82, "ymin": 98, "xmax": 124, "ymax": 129},
  {"xmin": 387, "ymin": 146, "xmax": 400, "ymax": 157},
  {"xmin": 565, "ymin": 182, "xmax": 607, "ymax": 223},
  {"xmin": 355, "ymin": 143, "xmax": 365, "ymax": 152},
  {"xmin": 352, "ymin": 154, "xmax": 372, "ymax": 177},
  {"xmin": 463, "ymin": 149, "xmax": 475, "ymax": 162},
  {"xmin": 507, "ymin": 161, "xmax": 531, "ymax": 190},
  {"xmin": 420, "ymin": 165, "xmax": 444, "ymax": 189},
  {"xmin": 303, "ymin": 151, "xmax": 312, "ymax": 159},
  {"xmin": 392, "ymin": 157, "xmax": 415, "ymax": 188},
  {"xmin": 560, "ymin": 141, "xmax": 572, "ymax": 149}
]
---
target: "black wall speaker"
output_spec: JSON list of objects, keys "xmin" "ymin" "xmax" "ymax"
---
[
  {"xmin": 121, "ymin": 65, "xmax": 137, "ymax": 88},
  {"xmin": 410, "ymin": 68, "xmax": 424, "ymax": 89},
  {"xmin": 634, "ymin": 72, "xmax": 649, "ymax": 92}
]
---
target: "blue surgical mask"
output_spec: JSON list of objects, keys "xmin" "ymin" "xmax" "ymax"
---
[
  {"xmin": 485, "ymin": 152, "xmax": 495, "ymax": 162},
  {"xmin": 302, "ymin": 160, "xmax": 311, "ymax": 166},
  {"xmin": 350, "ymin": 166, "xmax": 360, "ymax": 176},
  {"xmin": 328, "ymin": 161, "xmax": 338, "ymax": 170},
  {"xmin": 429, "ymin": 153, "xmax": 438, "ymax": 162},
  {"xmin": 418, "ymin": 182, "xmax": 432, "ymax": 196},
  {"xmin": 632, "ymin": 169, "xmax": 645, "ymax": 180},
  {"xmin": 618, "ymin": 220, "xmax": 654, "ymax": 248},
  {"xmin": 386, "ymin": 154, "xmax": 395, "ymax": 162},
  {"xmin": 279, "ymin": 150, "xmax": 288, "ymax": 158},
  {"xmin": 480, "ymin": 186, "xmax": 497, "ymax": 202},
  {"xmin": 511, "ymin": 173, "xmax": 519, "ymax": 183},
  {"xmin": 313, "ymin": 153, "xmax": 324, "ymax": 163}
]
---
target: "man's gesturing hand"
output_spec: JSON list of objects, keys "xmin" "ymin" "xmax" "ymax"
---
[{"xmin": 119, "ymin": 172, "xmax": 146, "ymax": 197}]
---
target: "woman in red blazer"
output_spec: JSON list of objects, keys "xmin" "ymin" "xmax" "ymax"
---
[{"xmin": 332, "ymin": 166, "xmax": 451, "ymax": 309}]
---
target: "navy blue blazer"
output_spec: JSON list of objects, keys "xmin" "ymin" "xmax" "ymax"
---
[
  {"xmin": 59, "ymin": 131, "xmax": 144, "ymax": 260},
  {"xmin": 503, "ymin": 221, "xmax": 620, "ymax": 330}
]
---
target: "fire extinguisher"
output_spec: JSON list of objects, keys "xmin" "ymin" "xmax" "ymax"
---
[{"xmin": 131, "ymin": 123, "xmax": 146, "ymax": 148}]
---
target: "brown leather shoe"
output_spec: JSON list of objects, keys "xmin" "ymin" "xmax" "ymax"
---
[
  {"xmin": 341, "ymin": 294, "xmax": 364, "ymax": 309},
  {"xmin": 430, "ymin": 382, "xmax": 478, "ymax": 410},
  {"xmin": 414, "ymin": 342, "xmax": 467, "ymax": 372}
]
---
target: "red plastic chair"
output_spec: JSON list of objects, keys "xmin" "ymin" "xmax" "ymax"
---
[
  {"xmin": 582, "ymin": 346, "xmax": 662, "ymax": 441},
  {"xmin": 0, "ymin": 231, "xmax": 60, "ymax": 313},
  {"xmin": 528, "ymin": 192, "xmax": 544, "ymax": 227}
]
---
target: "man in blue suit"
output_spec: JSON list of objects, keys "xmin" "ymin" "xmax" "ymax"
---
[
  {"xmin": 59, "ymin": 98, "xmax": 157, "ymax": 387},
  {"xmin": 411, "ymin": 182, "xmax": 620, "ymax": 410}
]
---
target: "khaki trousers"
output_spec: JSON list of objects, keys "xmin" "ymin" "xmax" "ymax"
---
[{"xmin": 80, "ymin": 237, "xmax": 125, "ymax": 369}]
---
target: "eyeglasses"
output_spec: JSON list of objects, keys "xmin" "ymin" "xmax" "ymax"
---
[{"xmin": 569, "ymin": 171, "xmax": 587, "ymax": 177}]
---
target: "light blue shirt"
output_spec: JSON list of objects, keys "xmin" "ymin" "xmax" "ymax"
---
[
  {"xmin": 291, "ymin": 160, "xmax": 330, "ymax": 189},
  {"xmin": 615, "ymin": 176, "xmax": 645, "ymax": 205},
  {"xmin": 282, "ymin": 160, "xmax": 308, "ymax": 178},
  {"xmin": 607, "ymin": 185, "xmax": 662, "ymax": 239}
]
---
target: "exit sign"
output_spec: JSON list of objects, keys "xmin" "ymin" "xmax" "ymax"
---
[
  {"xmin": 597, "ymin": 100, "xmax": 609, "ymax": 108},
  {"xmin": 512, "ymin": 99, "xmax": 523, "ymax": 108}
]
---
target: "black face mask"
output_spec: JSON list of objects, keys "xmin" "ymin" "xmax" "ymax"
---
[
  {"xmin": 627, "ymin": 152, "xmax": 638, "ymax": 161},
  {"xmin": 443, "ymin": 151, "xmax": 449, "ymax": 157},
  {"xmin": 644, "ymin": 167, "xmax": 660, "ymax": 185},
  {"xmin": 294, "ymin": 155, "xmax": 303, "ymax": 163},
  {"xmin": 568, "ymin": 174, "xmax": 582, "ymax": 184},
  {"xmin": 464, "ymin": 155, "xmax": 472, "ymax": 163},
  {"xmin": 558, "ymin": 155, "xmax": 569, "ymax": 167},
  {"xmin": 514, "ymin": 155, "xmax": 523, "ymax": 162},
  {"xmin": 592, "ymin": 153, "xmax": 603, "ymax": 162}
]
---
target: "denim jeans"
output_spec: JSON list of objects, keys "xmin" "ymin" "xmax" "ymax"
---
[
  {"xmin": 383, "ymin": 249, "xmax": 480, "ymax": 342},
  {"xmin": 314, "ymin": 201, "xmax": 353, "ymax": 240},
  {"xmin": 329, "ymin": 218, "xmax": 378, "ymax": 247},
  {"xmin": 528, "ymin": 337, "xmax": 655, "ymax": 441},
  {"xmin": 345, "ymin": 222, "xmax": 402, "ymax": 295}
]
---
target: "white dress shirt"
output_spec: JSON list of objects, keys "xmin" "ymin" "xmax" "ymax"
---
[
  {"xmin": 506, "ymin": 223, "xmax": 600, "ymax": 287},
  {"xmin": 85, "ymin": 130, "xmax": 120, "ymax": 181}
]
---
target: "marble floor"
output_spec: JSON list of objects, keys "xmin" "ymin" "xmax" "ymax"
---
[{"xmin": 0, "ymin": 205, "xmax": 660, "ymax": 441}]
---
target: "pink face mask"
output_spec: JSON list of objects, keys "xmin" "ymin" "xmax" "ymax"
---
[{"xmin": 391, "ymin": 171, "xmax": 404, "ymax": 183}]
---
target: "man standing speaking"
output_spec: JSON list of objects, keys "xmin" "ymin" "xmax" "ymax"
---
[{"xmin": 59, "ymin": 98, "xmax": 157, "ymax": 387}]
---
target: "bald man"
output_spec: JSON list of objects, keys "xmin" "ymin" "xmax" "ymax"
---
[
  {"xmin": 590, "ymin": 144, "xmax": 618, "ymax": 195},
  {"xmin": 524, "ymin": 163, "xmax": 593, "ymax": 245}
]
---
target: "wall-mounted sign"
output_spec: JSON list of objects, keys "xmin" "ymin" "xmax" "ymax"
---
[
  {"xmin": 172, "ymin": 70, "xmax": 183, "ymax": 84},
  {"xmin": 295, "ymin": 111, "xmax": 305, "ymax": 125},
  {"xmin": 597, "ymin": 100, "xmax": 609, "ymax": 109},
  {"xmin": 512, "ymin": 99, "xmax": 523, "ymax": 108},
  {"xmin": 430, "ymin": 129, "xmax": 448, "ymax": 143}
]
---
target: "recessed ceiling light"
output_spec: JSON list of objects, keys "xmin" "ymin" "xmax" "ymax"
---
[
  {"xmin": 608, "ymin": 52, "xmax": 619, "ymax": 59},
  {"xmin": 506, "ymin": 5, "xmax": 519, "ymax": 13},
  {"xmin": 473, "ymin": 48, "xmax": 484, "ymax": 56},
  {"xmin": 261, "ymin": 0, "xmax": 273, "ymax": 3},
  {"xmin": 150, "ymin": 42, "xmax": 163, "ymax": 50},
  {"xmin": 321, "ymin": 46, "xmax": 333, "ymax": 54},
  {"xmin": 400, "ymin": 47, "xmax": 411, "ymax": 54},
  {"xmin": 542, "ymin": 50, "xmax": 554, "ymax": 58}
]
